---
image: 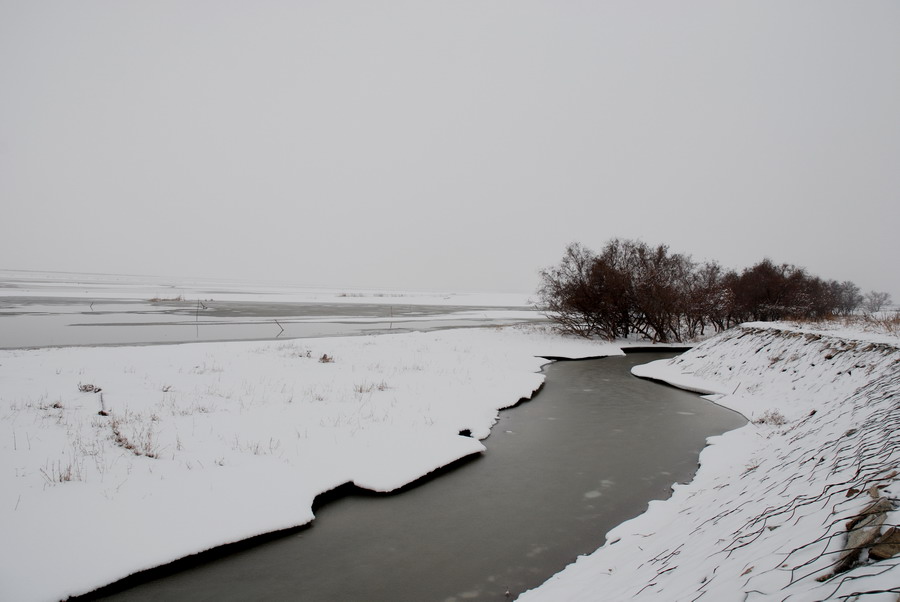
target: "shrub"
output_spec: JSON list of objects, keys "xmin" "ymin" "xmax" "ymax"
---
[{"xmin": 537, "ymin": 239, "xmax": 871, "ymax": 342}]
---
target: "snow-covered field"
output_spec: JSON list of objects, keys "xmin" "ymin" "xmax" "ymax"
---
[
  {"xmin": 0, "ymin": 324, "xmax": 618, "ymax": 601},
  {"xmin": 521, "ymin": 322, "xmax": 900, "ymax": 601}
]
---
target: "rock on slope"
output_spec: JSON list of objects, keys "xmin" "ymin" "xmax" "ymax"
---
[{"xmin": 520, "ymin": 323, "xmax": 899, "ymax": 601}]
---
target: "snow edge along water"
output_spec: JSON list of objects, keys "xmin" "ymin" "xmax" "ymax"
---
[
  {"xmin": 0, "ymin": 325, "xmax": 622, "ymax": 602},
  {"xmin": 520, "ymin": 322, "xmax": 900, "ymax": 601}
]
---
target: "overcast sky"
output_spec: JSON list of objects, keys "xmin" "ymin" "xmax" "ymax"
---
[{"xmin": 2, "ymin": 1, "xmax": 898, "ymax": 296}]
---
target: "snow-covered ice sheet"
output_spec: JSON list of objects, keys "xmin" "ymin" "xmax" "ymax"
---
[
  {"xmin": 0, "ymin": 269, "xmax": 533, "ymax": 307},
  {"xmin": 0, "ymin": 324, "xmax": 618, "ymax": 601},
  {"xmin": 520, "ymin": 323, "xmax": 900, "ymax": 601}
]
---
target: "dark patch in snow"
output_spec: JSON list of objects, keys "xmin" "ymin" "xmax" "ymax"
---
[
  {"xmin": 67, "ymin": 524, "xmax": 310, "ymax": 600},
  {"xmin": 621, "ymin": 346, "xmax": 692, "ymax": 354}
]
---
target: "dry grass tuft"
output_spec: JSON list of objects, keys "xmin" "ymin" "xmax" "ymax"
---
[
  {"xmin": 109, "ymin": 414, "xmax": 159, "ymax": 459},
  {"xmin": 753, "ymin": 409, "xmax": 788, "ymax": 426},
  {"xmin": 788, "ymin": 312, "xmax": 900, "ymax": 337}
]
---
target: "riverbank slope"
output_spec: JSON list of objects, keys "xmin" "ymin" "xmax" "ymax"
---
[{"xmin": 520, "ymin": 322, "xmax": 900, "ymax": 601}]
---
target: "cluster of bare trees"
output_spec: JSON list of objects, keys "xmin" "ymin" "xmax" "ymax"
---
[{"xmin": 537, "ymin": 239, "xmax": 888, "ymax": 343}]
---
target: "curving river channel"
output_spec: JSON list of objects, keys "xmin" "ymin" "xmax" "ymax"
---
[{"xmin": 84, "ymin": 352, "xmax": 745, "ymax": 602}]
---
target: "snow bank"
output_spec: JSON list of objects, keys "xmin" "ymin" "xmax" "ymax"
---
[
  {"xmin": 521, "ymin": 323, "xmax": 900, "ymax": 601},
  {"xmin": 0, "ymin": 325, "xmax": 618, "ymax": 601}
]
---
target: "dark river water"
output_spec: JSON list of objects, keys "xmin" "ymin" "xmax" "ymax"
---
[{"xmin": 82, "ymin": 352, "xmax": 745, "ymax": 602}]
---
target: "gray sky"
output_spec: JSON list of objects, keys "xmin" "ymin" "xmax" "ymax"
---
[{"xmin": 2, "ymin": 1, "xmax": 898, "ymax": 296}]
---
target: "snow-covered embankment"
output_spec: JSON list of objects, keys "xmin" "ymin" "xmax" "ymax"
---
[
  {"xmin": 0, "ymin": 325, "xmax": 618, "ymax": 601},
  {"xmin": 521, "ymin": 323, "xmax": 900, "ymax": 601}
]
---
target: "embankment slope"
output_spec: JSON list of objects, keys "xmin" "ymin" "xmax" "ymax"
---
[{"xmin": 521, "ymin": 323, "xmax": 899, "ymax": 601}]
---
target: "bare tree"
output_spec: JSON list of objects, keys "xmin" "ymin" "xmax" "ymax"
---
[
  {"xmin": 685, "ymin": 261, "xmax": 731, "ymax": 337},
  {"xmin": 863, "ymin": 291, "xmax": 892, "ymax": 314},
  {"xmin": 830, "ymin": 280, "xmax": 863, "ymax": 316},
  {"xmin": 537, "ymin": 238, "xmax": 869, "ymax": 343},
  {"xmin": 536, "ymin": 243, "xmax": 603, "ymax": 338}
]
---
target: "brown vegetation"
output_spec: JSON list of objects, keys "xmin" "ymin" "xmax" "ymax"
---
[{"xmin": 538, "ymin": 239, "xmax": 875, "ymax": 343}]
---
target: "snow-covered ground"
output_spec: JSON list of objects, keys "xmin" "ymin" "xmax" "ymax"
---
[
  {"xmin": 5, "ymin": 306, "xmax": 897, "ymax": 602},
  {"xmin": 521, "ymin": 322, "xmax": 900, "ymax": 601},
  {"xmin": 0, "ymin": 324, "xmax": 618, "ymax": 601}
]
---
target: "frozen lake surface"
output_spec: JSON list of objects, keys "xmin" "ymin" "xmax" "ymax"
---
[
  {"xmin": 0, "ymin": 270, "xmax": 541, "ymax": 348},
  {"xmin": 0, "ymin": 297, "xmax": 541, "ymax": 348}
]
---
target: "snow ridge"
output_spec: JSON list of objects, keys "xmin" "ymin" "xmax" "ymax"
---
[{"xmin": 521, "ymin": 324, "xmax": 900, "ymax": 601}]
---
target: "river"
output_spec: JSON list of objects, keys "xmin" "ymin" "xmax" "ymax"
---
[{"xmin": 82, "ymin": 352, "xmax": 744, "ymax": 601}]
